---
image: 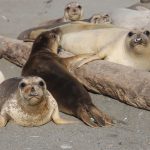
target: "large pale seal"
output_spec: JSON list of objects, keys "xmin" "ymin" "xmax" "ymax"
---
[
  {"xmin": 76, "ymin": 29, "xmax": 150, "ymax": 71},
  {"xmin": 21, "ymin": 30, "xmax": 112, "ymax": 127},
  {"xmin": 0, "ymin": 76, "xmax": 72, "ymax": 127},
  {"xmin": 17, "ymin": 21, "xmax": 114, "ymax": 42},
  {"xmin": 39, "ymin": 2, "xmax": 83, "ymax": 26}
]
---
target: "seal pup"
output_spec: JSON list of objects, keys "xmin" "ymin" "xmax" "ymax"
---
[
  {"xmin": 76, "ymin": 29, "xmax": 150, "ymax": 71},
  {"xmin": 0, "ymin": 71, "xmax": 5, "ymax": 84},
  {"xmin": 87, "ymin": 13, "xmax": 112, "ymax": 24},
  {"xmin": 32, "ymin": 29, "xmax": 94, "ymax": 71},
  {"xmin": 39, "ymin": 2, "xmax": 83, "ymax": 26},
  {"xmin": 0, "ymin": 76, "xmax": 74, "ymax": 127},
  {"xmin": 22, "ymin": 30, "xmax": 112, "ymax": 127},
  {"xmin": 128, "ymin": 0, "xmax": 150, "ymax": 10}
]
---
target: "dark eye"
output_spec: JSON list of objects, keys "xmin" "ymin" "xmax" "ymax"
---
[
  {"xmin": 105, "ymin": 14, "xmax": 109, "ymax": 17},
  {"xmin": 39, "ymin": 81, "xmax": 44, "ymax": 87},
  {"xmin": 19, "ymin": 82, "xmax": 26, "ymax": 89},
  {"xmin": 78, "ymin": 5, "xmax": 82, "ymax": 9},
  {"xmin": 66, "ymin": 7, "xmax": 70, "ymax": 11},
  {"xmin": 128, "ymin": 32, "xmax": 134, "ymax": 37},
  {"xmin": 144, "ymin": 30, "xmax": 150, "ymax": 36}
]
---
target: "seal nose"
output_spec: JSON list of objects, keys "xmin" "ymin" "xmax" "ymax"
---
[
  {"xmin": 134, "ymin": 37, "xmax": 142, "ymax": 43},
  {"xmin": 73, "ymin": 8, "xmax": 77, "ymax": 13},
  {"xmin": 31, "ymin": 86, "xmax": 35, "ymax": 92},
  {"xmin": 30, "ymin": 86, "xmax": 38, "ymax": 96}
]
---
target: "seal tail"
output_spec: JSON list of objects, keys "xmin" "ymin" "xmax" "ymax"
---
[{"xmin": 78, "ymin": 104, "xmax": 112, "ymax": 127}]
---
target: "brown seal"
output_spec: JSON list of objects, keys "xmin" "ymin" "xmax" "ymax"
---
[
  {"xmin": 0, "ymin": 76, "xmax": 73, "ymax": 127},
  {"xmin": 21, "ymin": 30, "xmax": 112, "ymax": 127},
  {"xmin": 39, "ymin": 2, "xmax": 83, "ymax": 26}
]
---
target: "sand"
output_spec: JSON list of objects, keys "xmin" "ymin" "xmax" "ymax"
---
[{"xmin": 0, "ymin": 0, "xmax": 149, "ymax": 150}]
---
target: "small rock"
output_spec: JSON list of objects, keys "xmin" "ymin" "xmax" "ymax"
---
[{"xmin": 60, "ymin": 144, "xmax": 72, "ymax": 149}]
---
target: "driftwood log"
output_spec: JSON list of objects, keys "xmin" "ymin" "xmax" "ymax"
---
[{"xmin": 0, "ymin": 35, "xmax": 149, "ymax": 111}]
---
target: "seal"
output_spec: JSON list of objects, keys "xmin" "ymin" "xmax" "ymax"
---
[
  {"xmin": 87, "ymin": 13, "xmax": 112, "ymax": 24},
  {"xmin": 39, "ymin": 2, "xmax": 83, "ymax": 26},
  {"xmin": 76, "ymin": 29, "xmax": 150, "ymax": 71},
  {"xmin": 0, "ymin": 76, "xmax": 73, "ymax": 127},
  {"xmin": 128, "ymin": 0, "xmax": 150, "ymax": 10},
  {"xmin": 17, "ymin": 21, "xmax": 115, "ymax": 42},
  {"xmin": 21, "ymin": 30, "xmax": 112, "ymax": 127}
]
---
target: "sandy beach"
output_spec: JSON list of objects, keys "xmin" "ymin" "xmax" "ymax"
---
[{"xmin": 0, "ymin": 0, "xmax": 149, "ymax": 150}]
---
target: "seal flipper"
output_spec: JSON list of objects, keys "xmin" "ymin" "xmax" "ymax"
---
[
  {"xmin": 52, "ymin": 106, "xmax": 77, "ymax": 125},
  {"xmin": 78, "ymin": 104, "xmax": 112, "ymax": 127},
  {"xmin": 0, "ymin": 115, "xmax": 8, "ymax": 127}
]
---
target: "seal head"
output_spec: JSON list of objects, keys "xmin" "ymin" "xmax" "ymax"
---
[
  {"xmin": 125, "ymin": 30, "xmax": 150, "ymax": 55},
  {"xmin": 64, "ymin": 2, "xmax": 83, "ymax": 21},
  {"xmin": 18, "ymin": 76, "xmax": 47, "ymax": 106},
  {"xmin": 90, "ymin": 13, "xmax": 112, "ymax": 24}
]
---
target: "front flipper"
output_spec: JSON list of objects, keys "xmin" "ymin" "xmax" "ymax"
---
[
  {"xmin": 52, "ymin": 106, "xmax": 77, "ymax": 125},
  {"xmin": 0, "ymin": 114, "xmax": 8, "ymax": 127},
  {"xmin": 63, "ymin": 53, "xmax": 94, "ymax": 71},
  {"xmin": 78, "ymin": 104, "xmax": 113, "ymax": 127},
  {"xmin": 75, "ymin": 51, "xmax": 107, "ymax": 68}
]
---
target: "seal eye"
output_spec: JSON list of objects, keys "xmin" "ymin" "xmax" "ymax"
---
[
  {"xmin": 66, "ymin": 7, "xmax": 70, "ymax": 11},
  {"xmin": 39, "ymin": 81, "xmax": 44, "ymax": 87},
  {"xmin": 78, "ymin": 5, "xmax": 82, "ymax": 9},
  {"xmin": 128, "ymin": 32, "xmax": 134, "ymax": 37},
  {"xmin": 19, "ymin": 82, "xmax": 26, "ymax": 89},
  {"xmin": 144, "ymin": 30, "xmax": 150, "ymax": 36}
]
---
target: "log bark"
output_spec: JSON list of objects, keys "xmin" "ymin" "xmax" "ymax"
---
[
  {"xmin": 0, "ymin": 36, "xmax": 31, "ymax": 67},
  {"xmin": 0, "ymin": 35, "xmax": 149, "ymax": 111}
]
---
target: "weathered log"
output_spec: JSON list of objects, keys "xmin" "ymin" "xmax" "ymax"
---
[
  {"xmin": 0, "ymin": 36, "xmax": 31, "ymax": 67},
  {"xmin": 74, "ymin": 61, "xmax": 150, "ymax": 110},
  {"xmin": 0, "ymin": 35, "xmax": 149, "ymax": 110}
]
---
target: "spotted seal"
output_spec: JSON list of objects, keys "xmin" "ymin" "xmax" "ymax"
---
[{"xmin": 0, "ymin": 76, "xmax": 73, "ymax": 127}]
